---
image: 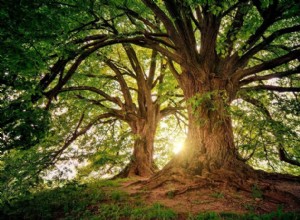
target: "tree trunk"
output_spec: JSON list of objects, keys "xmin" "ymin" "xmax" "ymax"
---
[
  {"xmin": 115, "ymin": 112, "xmax": 159, "ymax": 178},
  {"xmin": 179, "ymin": 75, "xmax": 240, "ymax": 171},
  {"xmin": 127, "ymin": 129, "xmax": 156, "ymax": 177},
  {"xmin": 147, "ymin": 73, "xmax": 256, "ymax": 187}
]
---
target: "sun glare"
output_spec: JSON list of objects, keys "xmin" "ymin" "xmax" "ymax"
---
[{"xmin": 173, "ymin": 139, "xmax": 185, "ymax": 154}]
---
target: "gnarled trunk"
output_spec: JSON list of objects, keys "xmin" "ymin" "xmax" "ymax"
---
[
  {"xmin": 126, "ymin": 128, "xmax": 156, "ymax": 177},
  {"xmin": 148, "ymin": 73, "xmax": 255, "ymax": 187},
  {"xmin": 116, "ymin": 110, "xmax": 160, "ymax": 178},
  {"xmin": 179, "ymin": 79, "xmax": 238, "ymax": 174}
]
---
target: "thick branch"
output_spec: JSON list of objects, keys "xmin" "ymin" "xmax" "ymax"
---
[
  {"xmin": 73, "ymin": 34, "xmax": 108, "ymax": 44},
  {"xmin": 142, "ymin": 0, "xmax": 180, "ymax": 46},
  {"xmin": 59, "ymin": 86, "xmax": 123, "ymax": 106},
  {"xmin": 148, "ymin": 50, "xmax": 158, "ymax": 87},
  {"xmin": 242, "ymin": 85, "xmax": 300, "ymax": 92},
  {"xmin": 123, "ymin": 44, "xmax": 151, "ymax": 116},
  {"xmin": 238, "ymin": 25, "xmax": 300, "ymax": 67},
  {"xmin": 160, "ymin": 106, "xmax": 185, "ymax": 118},
  {"xmin": 240, "ymin": 66, "xmax": 300, "ymax": 86},
  {"xmin": 163, "ymin": 0, "xmax": 196, "ymax": 59},
  {"xmin": 279, "ymin": 147, "xmax": 300, "ymax": 166},
  {"xmin": 105, "ymin": 59, "xmax": 134, "ymax": 108},
  {"xmin": 224, "ymin": 2, "xmax": 249, "ymax": 56},
  {"xmin": 75, "ymin": 94, "xmax": 137, "ymax": 122},
  {"xmin": 237, "ymin": 49, "xmax": 300, "ymax": 79},
  {"xmin": 39, "ymin": 59, "xmax": 69, "ymax": 91},
  {"xmin": 244, "ymin": 0, "xmax": 280, "ymax": 49},
  {"xmin": 168, "ymin": 59, "xmax": 182, "ymax": 85},
  {"xmin": 123, "ymin": 7, "xmax": 159, "ymax": 31}
]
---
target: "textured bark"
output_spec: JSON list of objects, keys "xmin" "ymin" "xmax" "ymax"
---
[
  {"xmin": 116, "ymin": 119, "xmax": 158, "ymax": 178},
  {"xmin": 146, "ymin": 71, "xmax": 256, "ymax": 188},
  {"xmin": 177, "ymin": 74, "xmax": 237, "ymax": 172}
]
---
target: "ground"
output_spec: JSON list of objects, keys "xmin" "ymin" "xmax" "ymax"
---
[
  {"xmin": 1, "ymin": 174, "xmax": 300, "ymax": 219},
  {"xmin": 120, "ymin": 174, "xmax": 300, "ymax": 215}
]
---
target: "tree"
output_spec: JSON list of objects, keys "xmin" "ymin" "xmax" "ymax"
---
[
  {"xmin": 42, "ymin": 44, "xmax": 184, "ymax": 177},
  {"xmin": 1, "ymin": 0, "xmax": 300, "ymax": 190},
  {"xmin": 0, "ymin": 0, "xmax": 184, "ymax": 179},
  {"xmin": 70, "ymin": 0, "xmax": 300, "ymax": 184}
]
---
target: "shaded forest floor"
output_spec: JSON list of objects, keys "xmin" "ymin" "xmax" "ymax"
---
[{"xmin": 1, "ymin": 176, "xmax": 300, "ymax": 219}]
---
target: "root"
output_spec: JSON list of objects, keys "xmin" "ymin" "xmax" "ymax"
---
[
  {"xmin": 171, "ymin": 182, "xmax": 216, "ymax": 196},
  {"xmin": 113, "ymin": 161, "xmax": 156, "ymax": 179}
]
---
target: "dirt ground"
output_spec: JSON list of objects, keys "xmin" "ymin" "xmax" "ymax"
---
[{"xmin": 119, "ymin": 175, "xmax": 300, "ymax": 216}]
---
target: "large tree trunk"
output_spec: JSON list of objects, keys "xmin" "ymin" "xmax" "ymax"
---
[
  {"xmin": 178, "ymin": 81, "xmax": 236, "ymax": 174},
  {"xmin": 128, "ymin": 128, "xmax": 156, "ymax": 177},
  {"xmin": 147, "ymin": 73, "xmax": 256, "ymax": 187}
]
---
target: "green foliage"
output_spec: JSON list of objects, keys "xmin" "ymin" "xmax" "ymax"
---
[
  {"xmin": 188, "ymin": 90, "xmax": 228, "ymax": 113},
  {"xmin": 232, "ymin": 91, "xmax": 300, "ymax": 174},
  {"xmin": 0, "ymin": 99, "xmax": 50, "ymax": 152},
  {"xmin": 130, "ymin": 203, "xmax": 177, "ymax": 220},
  {"xmin": 189, "ymin": 92, "xmax": 212, "ymax": 111},
  {"xmin": 111, "ymin": 190, "xmax": 128, "ymax": 201},
  {"xmin": 0, "ymin": 180, "xmax": 103, "ymax": 219},
  {"xmin": 190, "ymin": 212, "xmax": 220, "ymax": 220},
  {"xmin": 0, "ymin": 179, "xmax": 177, "ymax": 220}
]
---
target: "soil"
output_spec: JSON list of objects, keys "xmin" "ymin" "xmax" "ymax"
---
[{"xmin": 119, "ymin": 172, "xmax": 300, "ymax": 216}]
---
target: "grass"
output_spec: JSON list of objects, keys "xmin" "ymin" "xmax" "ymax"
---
[{"xmin": 0, "ymin": 179, "xmax": 299, "ymax": 220}]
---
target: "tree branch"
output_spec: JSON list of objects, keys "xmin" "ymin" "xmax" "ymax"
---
[
  {"xmin": 148, "ymin": 50, "xmax": 158, "ymax": 87},
  {"xmin": 237, "ymin": 49, "xmax": 300, "ymax": 79},
  {"xmin": 240, "ymin": 66, "xmax": 300, "ymax": 86},
  {"xmin": 239, "ymin": 93, "xmax": 300, "ymax": 167},
  {"xmin": 160, "ymin": 106, "xmax": 185, "ymax": 118},
  {"xmin": 53, "ymin": 114, "xmax": 112, "ymax": 161},
  {"xmin": 142, "ymin": 0, "xmax": 180, "ymax": 46},
  {"xmin": 242, "ymin": 85, "xmax": 300, "ymax": 92},
  {"xmin": 238, "ymin": 25, "xmax": 300, "ymax": 67},
  {"xmin": 122, "ymin": 7, "xmax": 159, "ymax": 31},
  {"xmin": 105, "ymin": 59, "xmax": 134, "ymax": 108},
  {"xmin": 59, "ymin": 86, "xmax": 123, "ymax": 106}
]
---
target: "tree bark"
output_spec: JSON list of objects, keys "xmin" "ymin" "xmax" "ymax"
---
[
  {"xmin": 127, "ymin": 127, "xmax": 156, "ymax": 177},
  {"xmin": 148, "ymin": 72, "xmax": 255, "ymax": 187},
  {"xmin": 115, "ymin": 111, "xmax": 159, "ymax": 178}
]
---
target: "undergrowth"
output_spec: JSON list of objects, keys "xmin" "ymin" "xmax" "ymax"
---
[{"xmin": 0, "ymin": 179, "xmax": 299, "ymax": 220}]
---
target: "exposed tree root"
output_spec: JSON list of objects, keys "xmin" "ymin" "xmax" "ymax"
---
[
  {"xmin": 113, "ymin": 161, "xmax": 157, "ymax": 179},
  {"xmin": 138, "ymin": 159, "xmax": 300, "ymax": 213}
]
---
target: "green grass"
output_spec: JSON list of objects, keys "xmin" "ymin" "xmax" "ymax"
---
[
  {"xmin": 111, "ymin": 190, "xmax": 129, "ymax": 201},
  {"xmin": 0, "ymin": 179, "xmax": 299, "ymax": 220}
]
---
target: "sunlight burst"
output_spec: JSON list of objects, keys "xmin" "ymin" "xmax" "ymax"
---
[{"xmin": 173, "ymin": 139, "xmax": 184, "ymax": 154}]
